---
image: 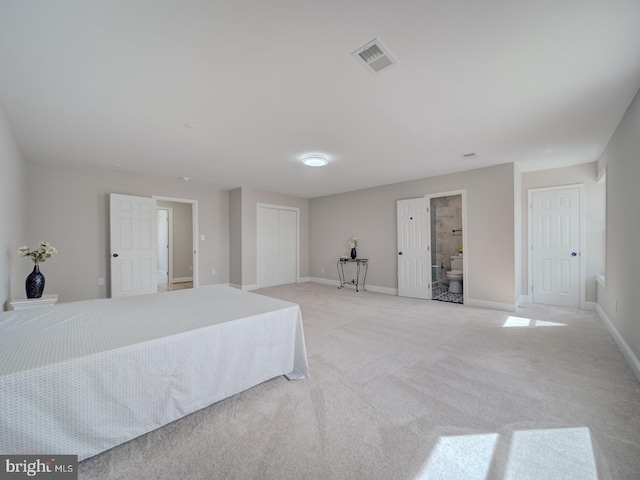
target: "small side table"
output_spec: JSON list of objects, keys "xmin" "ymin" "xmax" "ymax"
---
[
  {"xmin": 337, "ymin": 258, "xmax": 369, "ymax": 292},
  {"xmin": 10, "ymin": 294, "xmax": 59, "ymax": 311}
]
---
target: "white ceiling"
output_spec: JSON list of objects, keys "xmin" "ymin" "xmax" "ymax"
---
[{"xmin": 1, "ymin": 1, "xmax": 639, "ymax": 198}]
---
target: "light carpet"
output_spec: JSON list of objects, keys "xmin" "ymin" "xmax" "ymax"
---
[{"xmin": 78, "ymin": 282, "xmax": 640, "ymax": 479}]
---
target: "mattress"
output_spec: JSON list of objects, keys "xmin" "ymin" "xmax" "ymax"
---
[{"xmin": 0, "ymin": 285, "xmax": 308, "ymax": 460}]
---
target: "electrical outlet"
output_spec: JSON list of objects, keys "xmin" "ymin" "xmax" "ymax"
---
[
  {"xmin": 212, "ymin": 268, "xmax": 216, "ymax": 275},
  {"xmin": 189, "ymin": 265, "xmax": 193, "ymax": 271},
  {"xmin": 98, "ymin": 277, "xmax": 105, "ymax": 286},
  {"xmin": 320, "ymin": 268, "xmax": 324, "ymax": 274}
]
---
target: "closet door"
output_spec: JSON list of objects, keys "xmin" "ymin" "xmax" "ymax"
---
[
  {"xmin": 278, "ymin": 209, "xmax": 298, "ymax": 285},
  {"xmin": 257, "ymin": 206, "xmax": 298, "ymax": 288}
]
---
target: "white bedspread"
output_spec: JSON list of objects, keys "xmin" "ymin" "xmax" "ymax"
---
[{"xmin": 0, "ymin": 285, "xmax": 308, "ymax": 460}]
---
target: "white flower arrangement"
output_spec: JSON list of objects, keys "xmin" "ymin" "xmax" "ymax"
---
[
  {"xmin": 18, "ymin": 242, "xmax": 58, "ymax": 265},
  {"xmin": 348, "ymin": 236, "xmax": 359, "ymax": 249}
]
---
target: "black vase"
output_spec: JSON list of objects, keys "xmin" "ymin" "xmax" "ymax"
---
[
  {"xmin": 26, "ymin": 265, "xmax": 45, "ymax": 299},
  {"xmin": 350, "ymin": 248, "xmax": 357, "ymax": 259}
]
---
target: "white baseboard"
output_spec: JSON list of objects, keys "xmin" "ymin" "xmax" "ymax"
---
[
  {"xmin": 307, "ymin": 277, "xmax": 397, "ymax": 295},
  {"xmin": 172, "ymin": 277, "xmax": 193, "ymax": 283},
  {"xmin": 466, "ymin": 298, "xmax": 517, "ymax": 312},
  {"xmin": 583, "ymin": 301, "xmax": 597, "ymax": 311},
  {"xmin": 596, "ymin": 304, "xmax": 640, "ymax": 384},
  {"xmin": 299, "ymin": 277, "xmax": 311, "ymax": 283},
  {"xmin": 229, "ymin": 283, "xmax": 259, "ymax": 290},
  {"xmin": 308, "ymin": 277, "xmax": 340, "ymax": 287},
  {"xmin": 517, "ymin": 295, "xmax": 529, "ymax": 308},
  {"xmin": 367, "ymin": 285, "xmax": 398, "ymax": 295}
]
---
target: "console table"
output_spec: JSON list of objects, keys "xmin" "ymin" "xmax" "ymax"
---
[
  {"xmin": 10, "ymin": 294, "xmax": 59, "ymax": 311},
  {"xmin": 337, "ymin": 258, "xmax": 369, "ymax": 292}
]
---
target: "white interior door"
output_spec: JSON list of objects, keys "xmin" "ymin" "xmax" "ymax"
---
[
  {"xmin": 258, "ymin": 207, "xmax": 279, "ymax": 287},
  {"xmin": 257, "ymin": 206, "xmax": 298, "ymax": 288},
  {"xmin": 531, "ymin": 187, "xmax": 580, "ymax": 307},
  {"xmin": 279, "ymin": 209, "xmax": 298, "ymax": 285},
  {"xmin": 110, "ymin": 193, "xmax": 158, "ymax": 297},
  {"xmin": 397, "ymin": 198, "xmax": 430, "ymax": 299}
]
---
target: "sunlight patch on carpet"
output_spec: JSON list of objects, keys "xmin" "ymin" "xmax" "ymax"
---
[
  {"xmin": 505, "ymin": 427, "xmax": 597, "ymax": 480},
  {"xmin": 502, "ymin": 316, "xmax": 566, "ymax": 328},
  {"xmin": 416, "ymin": 433, "xmax": 498, "ymax": 480}
]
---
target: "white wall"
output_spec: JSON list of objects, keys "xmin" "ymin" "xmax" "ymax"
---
[
  {"xmin": 229, "ymin": 188, "xmax": 242, "ymax": 286},
  {"xmin": 310, "ymin": 163, "xmax": 516, "ymax": 308},
  {"xmin": 26, "ymin": 163, "xmax": 229, "ymax": 302},
  {"xmin": 521, "ymin": 162, "xmax": 605, "ymax": 304},
  {"xmin": 0, "ymin": 98, "xmax": 28, "ymax": 310},
  {"xmin": 514, "ymin": 164, "xmax": 523, "ymax": 303},
  {"xmin": 596, "ymin": 88, "xmax": 640, "ymax": 370}
]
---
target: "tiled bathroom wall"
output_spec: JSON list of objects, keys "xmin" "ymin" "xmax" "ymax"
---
[{"xmin": 430, "ymin": 194, "xmax": 462, "ymax": 283}]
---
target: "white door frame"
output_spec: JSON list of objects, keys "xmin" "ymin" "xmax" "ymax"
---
[
  {"xmin": 156, "ymin": 207, "xmax": 174, "ymax": 284},
  {"xmin": 527, "ymin": 184, "xmax": 586, "ymax": 309},
  {"xmin": 256, "ymin": 203, "xmax": 300, "ymax": 288},
  {"xmin": 152, "ymin": 196, "xmax": 199, "ymax": 288},
  {"xmin": 424, "ymin": 189, "xmax": 468, "ymax": 305}
]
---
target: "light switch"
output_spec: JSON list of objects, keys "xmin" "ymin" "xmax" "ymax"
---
[{"xmin": 200, "ymin": 234, "xmax": 205, "ymax": 241}]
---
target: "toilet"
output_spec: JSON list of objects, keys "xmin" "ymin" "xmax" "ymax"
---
[{"xmin": 446, "ymin": 255, "xmax": 463, "ymax": 293}]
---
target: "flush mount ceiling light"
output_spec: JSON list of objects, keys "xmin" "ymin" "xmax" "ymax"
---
[{"xmin": 302, "ymin": 154, "xmax": 328, "ymax": 167}]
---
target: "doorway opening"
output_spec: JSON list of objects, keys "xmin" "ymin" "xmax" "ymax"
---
[
  {"xmin": 153, "ymin": 196, "xmax": 198, "ymax": 292},
  {"xmin": 427, "ymin": 191, "xmax": 466, "ymax": 305}
]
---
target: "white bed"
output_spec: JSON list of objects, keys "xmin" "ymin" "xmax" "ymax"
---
[{"xmin": 0, "ymin": 285, "xmax": 308, "ymax": 461}]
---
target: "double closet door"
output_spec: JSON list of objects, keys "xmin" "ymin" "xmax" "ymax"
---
[{"xmin": 257, "ymin": 205, "xmax": 298, "ymax": 288}]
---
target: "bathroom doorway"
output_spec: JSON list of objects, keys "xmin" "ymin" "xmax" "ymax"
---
[{"xmin": 426, "ymin": 190, "xmax": 467, "ymax": 304}]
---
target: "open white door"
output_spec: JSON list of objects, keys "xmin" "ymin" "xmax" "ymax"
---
[
  {"xmin": 110, "ymin": 193, "xmax": 158, "ymax": 297},
  {"xmin": 531, "ymin": 187, "xmax": 581, "ymax": 308},
  {"xmin": 397, "ymin": 198, "xmax": 430, "ymax": 299}
]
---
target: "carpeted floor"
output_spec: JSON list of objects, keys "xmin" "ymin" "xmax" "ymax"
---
[{"xmin": 78, "ymin": 282, "xmax": 640, "ymax": 479}]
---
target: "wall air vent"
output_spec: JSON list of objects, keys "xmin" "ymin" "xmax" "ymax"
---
[{"xmin": 351, "ymin": 38, "xmax": 397, "ymax": 74}]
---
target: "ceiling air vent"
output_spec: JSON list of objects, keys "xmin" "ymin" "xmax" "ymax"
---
[
  {"xmin": 462, "ymin": 153, "xmax": 480, "ymax": 160},
  {"xmin": 352, "ymin": 38, "xmax": 397, "ymax": 74}
]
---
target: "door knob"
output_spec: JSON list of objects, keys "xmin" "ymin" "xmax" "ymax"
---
[
  {"xmin": 398, "ymin": 252, "xmax": 403, "ymax": 255},
  {"xmin": 571, "ymin": 252, "xmax": 577, "ymax": 257},
  {"xmin": 113, "ymin": 253, "xmax": 119, "ymax": 258}
]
